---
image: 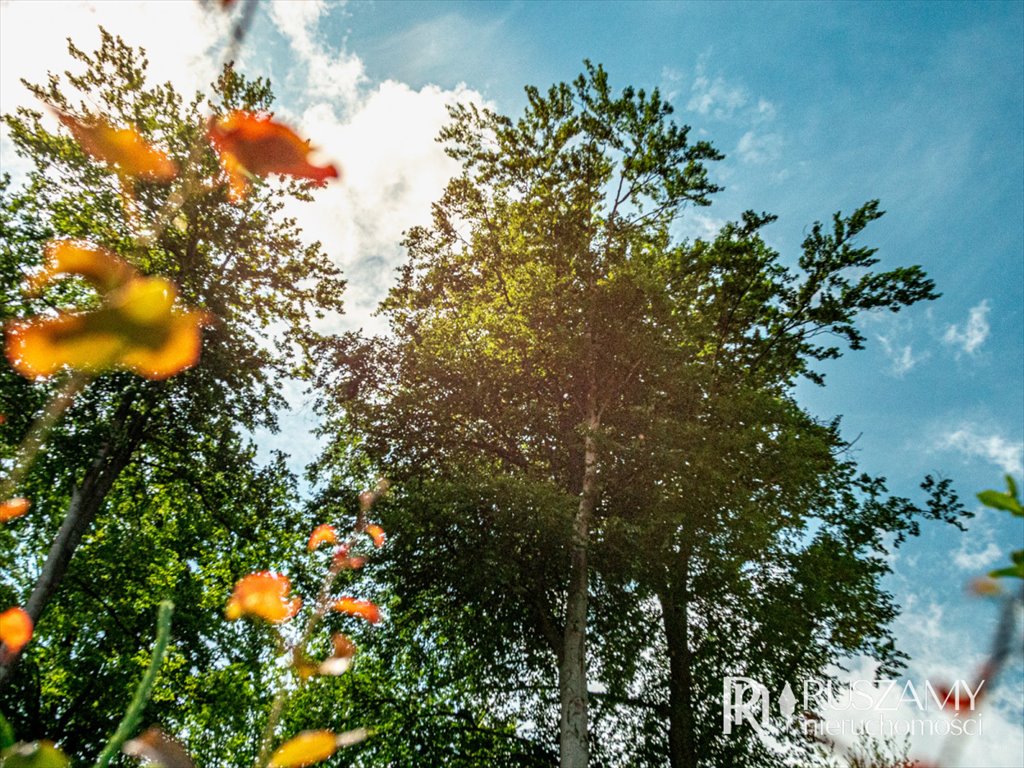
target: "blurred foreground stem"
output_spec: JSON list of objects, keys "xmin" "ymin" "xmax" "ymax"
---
[{"xmin": 92, "ymin": 600, "xmax": 174, "ymax": 768}]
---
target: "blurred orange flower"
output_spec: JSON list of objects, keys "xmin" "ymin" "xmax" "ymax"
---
[
  {"xmin": 332, "ymin": 597, "xmax": 380, "ymax": 624},
  {"xmin": 269, "ymin": 729, "xmax": 368, "ymax": 767},
  {"xmin": 0, "ymin": 498, "xmax": 30, "ymax": 523},
  {"xmin": 292, "ymin": 633, "xmax": 358, "ymax": 679},
  {"xmin": 0, "ymin": 607, "xmax": 33, "ymax": 654},
  {"xmin": 269, "ymin": 731, "xmax": 339, "ymax": 768},
  {"xmin": 57, "ymin": 111, "xmax": 177, "ymax": 180},
  {"xmin": 5, "ymin": 240, "xmax": 210, "ymax": 381},
  {"xmin": 365, "ymin": 523, "xmax": 385, "ymax": 548},
  {"xmin": 225, "ymin": 571, "xmax": 301, "ymax": 623},
  {"xmin": 328, "ymin": 633, "xmax": 357, "ymax": 662},
  {"xmin": 968, "ymin": 577, "xmax": 1002, "ymax": 597},
  {"xmin": 24, "ymin": 239, "xmax": 134, "ymax": 296},
  {"xmin": 207, "ymin": 111, "xmax": 339, "ymax": 201},
  {"xmin": 331, "ymin": 543, "xmax": 366, "ymax": 570},
  {"xmin": 307, "ymin": 524, "xmax": 337, "ymax": 552}
]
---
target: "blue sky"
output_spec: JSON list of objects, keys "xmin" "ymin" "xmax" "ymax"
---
[{"xmin": 1, "ymin": 1, "xmax": 1022, "ymax": 763}]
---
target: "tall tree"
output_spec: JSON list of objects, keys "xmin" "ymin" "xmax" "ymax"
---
[
  {"xmin": 590, "ymin": 210, "xmax": 967, "ymax": 766},
  {"xmin": 318, "ymin": 61, "xmax": 721, "ymax": 767},
  {"xmin": 0, "ymin": 31, "xmax": 344, "ymax": 759},
  {"xmin": 316, "ymin": 65, "xmax": 967, "ymax": 766}
]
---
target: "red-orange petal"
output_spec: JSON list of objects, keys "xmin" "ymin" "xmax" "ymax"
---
[
  {"xmin": 0, "ymin": 607, "xmax": 33, "ymax": 653},
  {"xmin": 225, "ymin": 572, "xmax": 301, "ymax": 623},
  {"xmin": 330, "ymin": 633, "xmax": 358, "ymax": 660},
  {"xmin": 365, "ymin": 524, "xmax": 385, "ymax": 548},
  {"xmin": 332, "ymin": 544, "xmax": 366, "ymax": 571},
  {"xmin": 207, "ymin": 111, "xmax": 338, "ymax": 201},
  {"xmin": 307, "ymin": 524, "xmax": 338, "ymax": 552},
  {"xmin": 0, "ymin": 498, "xmax": 31, "ymax": 523},
  {"xmin": 57, "ymin": 112, "xmax": 177, "ymax": 180},
  {"xmin": 332, "ymin": 597, "xmax": 380, "ymax": 624}
]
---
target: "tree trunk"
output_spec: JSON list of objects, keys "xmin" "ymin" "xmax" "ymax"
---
[
  {"xmin": 0, "ymin": 395, "xmax": 148, "ymax": 686},
  {"xmin": 559, "ymin": 405, "xmax": 599, "ymax": 768},
  {"xmin": 660, "ymin": 551, "xmax": 696, "ymax": 768}
]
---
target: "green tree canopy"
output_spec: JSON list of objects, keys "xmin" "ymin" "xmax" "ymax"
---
[
  {"xmin": 0, "ymin": 31, "xmax": 344, "ymax": 762},
  {"xmin": 315, "ymin": 63, "xmax": 968, "ymax": 767}
]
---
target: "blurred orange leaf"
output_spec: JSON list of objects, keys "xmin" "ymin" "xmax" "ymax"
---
[
  {"xmin": 225, "ymin": 571, "xmax": 301, "ymax": 623},
  {"xmin": 365, "ymin": 523, "xmax": 385, "ymax": 548},
  {"xmin": 332, "ymin": 597, "xmax": 380, "ymax": 624},
  {"xmin": 0, "ymin": 606, "xmax": 33, "ymax": 654},
  {"xmin": 57, "ymin": 111, "xmax": 177, "ymax": 180},
  {"xmin": 5, "ymin": 240, "xmax": 210, "ymax": 380},
  {"xmin": 1, "ymin": 498, "xmax": 30, "ymax": 523},
  {"xmin": 268, "ymin": 731, "xmax": 338, "ymax": 768},
  {"xmin": 307, "ymin": 524, "xmax": 338, "ymax": 552},
  {"xmin": 207, "ymin": 111, "xmax": 339, "ymax": 201}
]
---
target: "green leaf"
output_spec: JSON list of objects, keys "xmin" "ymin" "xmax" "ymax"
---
[
  {"xmin": 976, "ymin": 490, "xmax": 1023, "ymax": 515},
  {"xmin": 1006, "ymin": 474, "xmax": 1019, "ymax": 500},
  {"xmin": 988, "ymin": 567, "xmax": 1023, "ymax": 579},
  {"xmin": 0, "ymin": 742, "xmax": 71, "ymax": 768},
  {"xmin": 0, "ymin": 712, "xmax": 14, "ymax": 751}
]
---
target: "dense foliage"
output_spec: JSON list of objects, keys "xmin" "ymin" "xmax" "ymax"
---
[
  {"xmin": 0, "ymin": 32, "xmax": 345, "ymax": 763},
  {"xmin": 0, "ymin": 28, "xmax": 989, "ymax": 768},
  {"xmin": 314, "ymin": 64, "xmax": 969, "ymax": 767}
]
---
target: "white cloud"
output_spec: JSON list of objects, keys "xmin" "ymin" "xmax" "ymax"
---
[
  {"xmin": 685, "ymin": 57, "xmax": 778, "ymax": 129},
  {"xmin": 660, "ymin": 66, "xmax": 683, "ymax": 103},
  {"xmin": 256, "ymin": 1, "xmax": 489, "ymax": 336},
  {"xmin": 687, "ymin": 59, "xmax": 749, "ymax": 120},
  {"xmin": 268, "ymin": 0, "xmax": 365, "ymax": 106},
  {"xmin": 0, "ymin": 1, "xmax": 228, "ymax": 113},
  {"xmin": 286, "ymin": 79, "xmax": 485, "ymax": 335},
  {"xmin": 755, "ymin": 97, "xmax": 777, "ymax": 122},
  {"xmin": 736, "ymin": 130, "xmax": 783, "ymax": 164},
  {"xmin": 943, "ymin": 299, "xmax": 991, "ymax": 355},
  {"xmin": 675, "ymin": 210, "xmax": 726, "ymax": 242},
  {"xmin": 938, "ymin": 424, "xmax": 1024, "ymax": 475},
  {"xmin": 877, "ymin": 333, "xmax": 928, "ymax": 378},
  {"xmin": 953, "ymin": 540, "xmax": 1002, "ymax": 572},
  {"xmin": 820, "ymin": 588, "xmax": 1024, "ymax": 767},
  {"xmin": 950, "ymin": 508, "xmax": 1004, "ymax": 571}
]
